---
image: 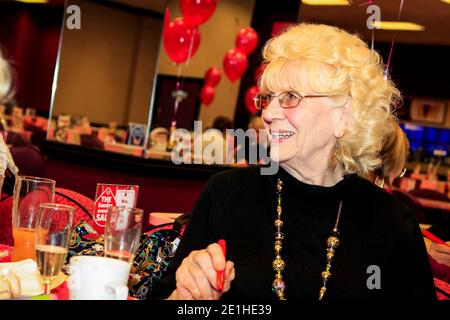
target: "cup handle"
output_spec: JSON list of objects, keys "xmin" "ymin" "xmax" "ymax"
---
[{"xmin": 105, "ymin": 283, "xmax": 129, "ymax": 300}]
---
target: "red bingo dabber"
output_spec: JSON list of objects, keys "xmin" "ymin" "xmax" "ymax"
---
[{"xmin": 216, "ymin": 239, "xmax": 226, "ymax": 292}]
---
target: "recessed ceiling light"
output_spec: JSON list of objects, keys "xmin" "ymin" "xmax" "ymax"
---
[
  {"xmin": 16, "ymin": 0, "xmax": 48, "ymax": 3},
  {"xmin": 371, "ymin": 21, "xmax": 425, "ymax": 31},
  {"xmin": 303, "ymin": 0, "xmax": 351, "ymax": 5}
]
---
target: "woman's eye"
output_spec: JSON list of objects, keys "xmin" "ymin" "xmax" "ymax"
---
[{"xmin": 286, "ymin": 92, "xmax": 299, "ymax": 100}]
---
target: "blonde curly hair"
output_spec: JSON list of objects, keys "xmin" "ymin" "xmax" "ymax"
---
[
  {"xmin": 0, "ymin": 49, "xmax": 11, "ymax": 102},
  {"xmin": 260, "ymin": 23, "xmax": 401, "ymax": 176},
  {"xmin": 377, "ymin": 116, "xmax": 409, "ymax": 183}
]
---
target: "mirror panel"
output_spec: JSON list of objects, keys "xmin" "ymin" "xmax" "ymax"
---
[{"xmin": 48, "ymin": 0, "xmax": 165, "ymax": 156}]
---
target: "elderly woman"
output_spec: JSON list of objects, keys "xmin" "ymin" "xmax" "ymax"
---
[{"xmin": 151, "ymin": 24, "xmax": 435, "ymax": 300}]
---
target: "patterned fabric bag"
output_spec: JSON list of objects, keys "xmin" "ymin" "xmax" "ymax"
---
[
  {"xmin": 128, "ymin": 213, "xmax": 190, "ymax": 300},
  {"xmin": 128, "ymin": 228, "xmax": 181, "ymax": 300}
]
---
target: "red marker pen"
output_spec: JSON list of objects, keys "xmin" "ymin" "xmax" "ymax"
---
[
  {"xmin": 216, "ymin": 239, "xmax": 226, "ymax": 292},
  {"xmin": 423, "ymin": 230, "xmax": 450, "ymax": 247}
]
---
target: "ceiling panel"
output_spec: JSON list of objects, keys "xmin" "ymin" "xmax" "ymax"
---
[{"xmin": 299, "ymin": 0, "xmax": 450, "ymax": 45}]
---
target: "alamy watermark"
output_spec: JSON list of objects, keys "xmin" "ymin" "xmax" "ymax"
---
[
  {"xmin": 66, "ymin": 5, "xmax": 81, "ymax": 30},
  {"xmin": 169, "ymin": 121, "xmax": 279, "ymax": 175}
]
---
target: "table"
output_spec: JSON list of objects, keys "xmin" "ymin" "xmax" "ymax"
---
[{"xmin": 417, "ymin": 197, "xmax": 450, "ymax": 211}]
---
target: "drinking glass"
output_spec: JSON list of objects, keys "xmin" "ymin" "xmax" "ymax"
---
[
  {"xmin": 105, "ymin": 206, "xmax": 143, "ymax": 263},
  {"xmin": 35, "ymin": 203, "xmax": 74, "ymax": 295},
  {"xmin": 11, "ymin": 176, "xmax": 56, "ymax": 262}
]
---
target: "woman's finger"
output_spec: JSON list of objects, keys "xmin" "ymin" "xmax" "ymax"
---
[
  {"xmin": 176, "ymin": 258, "xmax": 202, "ymax": 299},
  {"xmin": 223, "ymin": 261, "xmax": 235, "ymax": 292},
  {"xmin": 175, "ymin": 282, "xmax": 195, "ymax": 300},
  {"xmin": 193, "ymin": 249, "xmax": 219, "ymax": 289},
  {"xmin": 187, "ymin": 254, "xmax": 216, "ymax": 300},
  {"xmin": 206, "ymin": 243, "xmax": 226, "ymax": 272}
]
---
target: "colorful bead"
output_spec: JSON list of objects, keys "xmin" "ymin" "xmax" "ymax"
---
[
  {"xmin": 275, "ymin": 232, "xmax": 284, "ymax": 241},
  {"xmin": 272, "ymin": 258, "xmax": 285, "ymax": 271},
  {"xmin": 274, "ymin": 243, "xmax": 282, "ymax": 253},
  {"xmin": 272, "ymin": 278, "xmax": 285, "ymax": 293},
  {"xmin": 275, "ymin": 219, "xmax": 283, "ymax": 227},
  {"xmin": 327, "ymin": 236, "xmax": 340, "ymax": 248},
  {"xmin": 319, "ymin": 287, "xmax": 327, "ymax": 300}
]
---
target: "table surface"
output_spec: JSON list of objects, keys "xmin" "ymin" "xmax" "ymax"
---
[{"xmin": 417, "ymin": 197, "xmax": 450, "ymax": 211}]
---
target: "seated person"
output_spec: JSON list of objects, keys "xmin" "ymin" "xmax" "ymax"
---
[
  {"xmin": 150, "ymin": 24, "xmax": 435, "ymax": 300},
  {"xmin": 194, "ymin": 116, "xmax": 233, "ymax": 165},
  {"xmin": 236, "ymin": 116, "xmax": 269, "ymax": 165}
]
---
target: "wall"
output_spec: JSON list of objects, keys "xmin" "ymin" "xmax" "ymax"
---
[
  {"xmin": 53, "ymin": 0, "xmax": 162, "ymax": 126},
  {"xmin": 0, "ymin": 3, "xmax": 63, "ymax": 114},
  {"xmin": 158, "ymin": 0, "xmax": 256, "ymax": 129}
]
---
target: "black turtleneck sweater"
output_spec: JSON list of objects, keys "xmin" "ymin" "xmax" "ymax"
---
[{"xmin": 150, "ymin": 166, "xmax": 436, "ymax": 300}]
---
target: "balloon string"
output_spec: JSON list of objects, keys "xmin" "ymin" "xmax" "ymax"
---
[
  {"xmin": 371, "ymin": 25, "xmax": 375, "ymax": 52},
  {"xmin": 185, "ymin": 28, "xmax": 197, "ymax": 67},
  {"xmin": 385, "ymin": 0, "xmax": 405, "ymax": 78},
  {"xmin": 172, "ymin": 64, "xmax": 183, "ymax": 125}
]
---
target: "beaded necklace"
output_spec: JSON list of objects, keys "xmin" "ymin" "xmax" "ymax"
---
[{"xmin": 272, "ymin": 178, "xmax": 343, "ymax": 300}]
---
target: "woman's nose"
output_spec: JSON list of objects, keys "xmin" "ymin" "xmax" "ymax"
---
[{"xmin": 262, "ymin": 98, "xmax": 284, "ymax": 124}]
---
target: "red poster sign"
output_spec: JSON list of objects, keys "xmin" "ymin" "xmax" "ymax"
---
[{"xmin": 93, "ymin": 184, "xmax": 139, "ymax": 234}]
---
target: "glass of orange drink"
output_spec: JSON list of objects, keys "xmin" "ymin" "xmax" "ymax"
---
[{"xmin": 11, "ymin": 176, "xmax": 55, "ymax": 262}]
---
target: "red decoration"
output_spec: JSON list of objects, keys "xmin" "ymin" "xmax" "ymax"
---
[
  {"xmin": 204, "ymin": 67, "xmax": 221, "ymax": 87},
  {"xmin": 163, "ymin": 8, "xmax": 171, "ymax": 37},
  {"xmin": 235, "ymin": 27, "xmax": 259, "ymax": 55},
  {"xmin": 223, "ymin": 48, "xmax": 248, "ymax": 82},
  {"xmin": 163, "ymin": 17, "xmax": 201, "ymax": 64},
  {"xmin": 200, "ymin": 85, "xmax": 215, "ymax": 106},
  {"xmin": 179, "ymin": 0, "xmax": 217, "ymax": 27},
  {"xmin": 254, "ymin": 63, "xmax": 267, "ymax": 83},
  {"xmin": 245, "ymin": 85, "xmax": 259, "ymax": 114}
]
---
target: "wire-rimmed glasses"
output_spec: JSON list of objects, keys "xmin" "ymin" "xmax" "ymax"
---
[{"xmin": 254, "ymin": 91, "xmax": 347, "ymax": 110}]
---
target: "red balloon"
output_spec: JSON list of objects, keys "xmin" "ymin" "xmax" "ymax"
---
[
  {"xmin": 179, "ymin": 0, "xmax": 217, "ymax": 27},
  {"xmin": 204, "ymin": 67, "xmax": 221, "ymax": 87},
  {"xmin": 223, "ymin": 48, "xmax": 248, "ymax": 82},
  {"xmin": 254, "ymin": 63, "xmax": 267, "ymax": 83},
  {"xmin": 200, "ymin": 85, "xmax": 215, "ymax": 106},
  {"xmin": 163, "ymin": 8, "xmax": 171, "ymax": 37},
  {"xmin": 245, "ymin": 85, "xmax": 259, "ymax": 114},
  {"xmin": 163, "ymin": 17, "xmax": 201, "ymax": 64},
  {"xmin": 236, "ymin": 27, "xmax": 259, "ymax": 55}
]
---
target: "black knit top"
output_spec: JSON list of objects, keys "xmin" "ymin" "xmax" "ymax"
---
[{"xmin": 150, "ymin": 166, "xmax": 436, "ymax": 300}]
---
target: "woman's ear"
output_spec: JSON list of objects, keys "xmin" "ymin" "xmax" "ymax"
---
[{"xmin": 333, "ymin": 99, "xmax": 351, "ymax": 139}]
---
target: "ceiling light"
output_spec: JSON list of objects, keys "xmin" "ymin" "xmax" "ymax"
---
[
  {"xmin": 303, "ymin": 0, "xmax": 351, "ymax": 5},
  {"xmin": 16, "ymin": 0, "xmax": 48, "ymax": 3},
  {"xmin": 370, "ymin": 21, "xmax": 425, "ymax": 31},
  {"xmin": 440, "ymin": 0, "xmax": 450, "ymax": 4}
]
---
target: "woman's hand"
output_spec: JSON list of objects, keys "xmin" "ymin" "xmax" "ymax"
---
[
  {"xmin": 168, "ymin": 243, "xmax": 235, "ymax": 300},
  {"xmin": 425, "ymin": 238, "xmax": 450, "ymax": 266}
]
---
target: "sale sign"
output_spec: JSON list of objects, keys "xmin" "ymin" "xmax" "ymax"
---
[{"xmin": 93, "ymin": 184, "xmax": 139, "ymax": 234}]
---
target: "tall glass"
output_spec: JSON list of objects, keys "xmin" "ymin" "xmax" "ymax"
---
[
  {"xmin": 105, "ymin": 206, "xmax": 143, "ymax": 264},
  {"xmin": 35, "ymin": 203, "xmax": 74, "ymax": 295},
  {"xmin": 11, "ymin": 176, "xmax": 56, "ymax": 262}
]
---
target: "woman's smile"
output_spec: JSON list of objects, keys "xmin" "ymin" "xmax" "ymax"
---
[{"xmin": 270, "ymin": 129, "xmax": 295, "ymax": 144}]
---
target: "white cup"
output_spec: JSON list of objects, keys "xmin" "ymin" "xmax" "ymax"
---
[{"xmin": 68, "ymin": 256, "xmax": 130, "ymax": 300}]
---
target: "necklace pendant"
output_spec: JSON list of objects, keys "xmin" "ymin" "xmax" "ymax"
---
[{"xmin": 272, "ymin": 277, "xmax": 286, "ymax": 297}]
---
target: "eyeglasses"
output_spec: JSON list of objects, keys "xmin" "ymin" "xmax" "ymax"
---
[{"xmin": 253, "ymin": 91, "xmax": 342, "ymax": 110}]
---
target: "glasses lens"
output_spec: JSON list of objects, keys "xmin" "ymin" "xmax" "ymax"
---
[
  {"xmin": 255, "ymin": 94, "xmax": 271, "ymax": 110},
  {"xmin": 280, "ymin": 92, "xmax": 301, "ymax": 108}
]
